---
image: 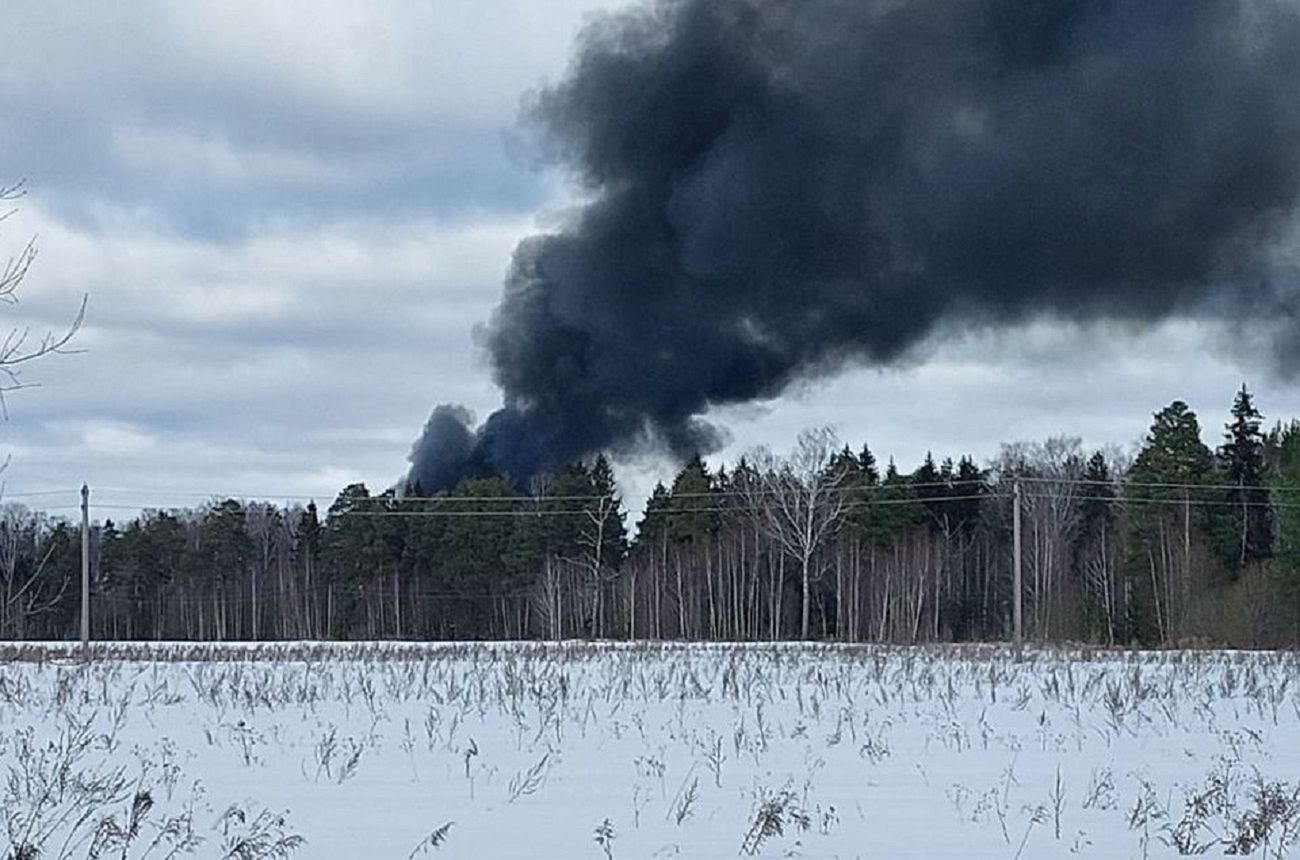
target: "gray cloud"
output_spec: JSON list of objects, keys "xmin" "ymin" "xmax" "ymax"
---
[
  {"xmin": 0, "ymin": 1, "xmax": 600, "ymax": 237},
  {"xmin": 0, "ymin": 1, "xmax": 1297, "ymax": 517}
]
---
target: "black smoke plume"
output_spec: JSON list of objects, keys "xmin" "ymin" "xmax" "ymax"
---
[{"xmin": 410, "ymin": 0, "xmax": 1300, "ymax": 491}]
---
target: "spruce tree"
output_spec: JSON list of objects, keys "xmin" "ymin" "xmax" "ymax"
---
[
  {"xmin": 668, "ymin": 454, "xmax": 717, "ymax": 542},
  {"xmin": 588, "ymin": 454, "xmax": 628, "ymax": 568},
  {"xmin": 543, "ymin": 462, "xmax": 596, "ymax": 557},
  {"xmin": 1079, "ymin": 452, "xmax": 1116, "ymax": 532},
  {"xmin": 1270, "ymin": 421, "xmax": 1300, "ymax": 639},
  {"xmin": 951, "ymin": 456, "xmax": 987, "ymax": 532},
  {"xmin": 838, "ymin": 444, "xmax": 878, "ymax": 538},
  {"xmin": 863, "ymin": 457, "xmax": 925, "ymax": 547},
  {"xmin": 1217, "ymin": 384, "xmax": 1274, "ymax": 566},
  {"xmin": 857, "ymin": 445, "xmax": 880, "ymax": 485},
  {"xmin": 635, "ymin": 482, "xmax": 672, "ymax": 547},
  {"xmin": 911, "ymin": 452, "xmax": 943, "ymax": 530}
]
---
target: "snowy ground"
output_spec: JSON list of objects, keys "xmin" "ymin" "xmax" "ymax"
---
[{"xmin": 2, "ymin": 641, "xmax": 1299, "ymax": 859}]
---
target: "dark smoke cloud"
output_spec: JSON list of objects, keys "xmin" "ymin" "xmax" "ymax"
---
[{"xmin": 409, "ymin": 0, "xmax": 1300, "ymax": 491}]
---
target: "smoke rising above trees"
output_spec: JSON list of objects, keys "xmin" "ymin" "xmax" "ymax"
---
[{"xmin": 410, "ymin": 0, "xmax": 1300, "ymax": 491}]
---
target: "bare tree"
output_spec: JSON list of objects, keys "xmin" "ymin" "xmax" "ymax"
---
[
  {"xmin": 244, "ymin": 502, "xmax": 284, "ymax": 640},
  {"xmin": 0, "ymin": 506, "xmax": 69, "ymax": 638},
  {"xmin": 575, "ymin": 493, "xmax": 618, "ymax": 638},
  {"xmin": 0, "ymin": 181, "xmax": 85, "ymax": 416},
  {"xmin": 995, "ymin": 438, "xmax": 1087, "ymax": 639},
  {"xmin": 743, "ymin": 427, "xmax": 851, "ymax": 640}
]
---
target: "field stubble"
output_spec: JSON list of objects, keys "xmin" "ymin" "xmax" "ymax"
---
[{"xmin": 1, "ymin": 641, "xmax": 1298, "ymax": 859}]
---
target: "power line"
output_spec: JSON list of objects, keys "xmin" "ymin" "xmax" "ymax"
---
[
  {"xmin": 14, "ymin": 469, "xmax": 1300, "ymax": 521},
  {"xmin": 17, "ymin": 491, "xmax": 1300, "ymax": 518},
  {"xmin": 333, "ymin": 492, "xmax": 999, "ymax": 518},
  {"xmin": 1020, "ymin": 491, "xmax": 1299, "ymax": 510},
  {"xmin": 90, "ymin": 486, "xmax": 322, "ymax": 501},
  {"xmin": 1015, "ymin": 475, "xmax": 1300, "ymax": 493},
  {"xmin": 75, "ymin": 478, "xmax": 993, "ymax": 506},
  {"xmin": 73, "ymin": 472, "xmax": 1300, "ymax": 506},
  {"xmin": 1, "ymin": 489, "xmax": 81, "ymax": 498}
]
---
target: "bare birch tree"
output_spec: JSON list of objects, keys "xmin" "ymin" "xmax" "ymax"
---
[
  {"xmin": 0, "ymin": 182, "xmax": 84, "ymax": 415},
  {"xmin": 995, "ymin": 438, "xmax": 1089, "ymax": 639},
  {"xmin": 743, "ymin": 427, "xmax": 851, "ymax": 640}
]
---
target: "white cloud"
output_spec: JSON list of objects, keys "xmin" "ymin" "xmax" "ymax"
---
[
  {"xmin": 157, "ymin": 0, "xmax": 604, "ymax": 124},
  {"xmin": 0, "ymin": 200, "xmax": 536, "ymax": 505},
  {"xmin": 110, "ymin": 126, "xmax": 353, "ymax": 187},
  {"xmin": 707, "ymin": 318, "xmax": 1281, "ymax": 475},
  {"xmin": 44, "ymin": 419, "xmax": 158, "ymax": 455}
]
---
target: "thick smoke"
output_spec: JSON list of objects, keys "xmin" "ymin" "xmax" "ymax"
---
[{"xmin": 410, "ymin": 0, "xmax": 1300, "ymax": 491}]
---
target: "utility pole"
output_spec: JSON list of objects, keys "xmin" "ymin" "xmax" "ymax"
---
[
  {"xmin": 1012, "ymin": 478, "xmax": 1022, "ymax": 643},
  {"xmin": 80, "ymin": 483, "xmax": 90, "ymax": 650}
]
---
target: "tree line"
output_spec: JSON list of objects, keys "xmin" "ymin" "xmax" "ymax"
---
[{"xmin": 4, "ymin": 385, "xmax": 1300, "ymax": 646}]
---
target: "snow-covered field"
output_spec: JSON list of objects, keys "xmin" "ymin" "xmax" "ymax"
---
[{"xmin": 2, "ymin": 641, "xmax": 1299, "ymax": 859}]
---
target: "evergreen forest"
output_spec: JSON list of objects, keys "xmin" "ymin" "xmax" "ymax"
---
[{"xmin": 6, "ymin": 386, "xmax": 1300, "ymax": 647}]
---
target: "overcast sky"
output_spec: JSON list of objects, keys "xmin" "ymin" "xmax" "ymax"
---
[{"xmin": 2, "ymin": 1, "xmax": 1297, "ymax": 519}]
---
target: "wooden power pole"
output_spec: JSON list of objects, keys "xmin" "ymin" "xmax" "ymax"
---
[
  {"xmin": 1013, "ymin": 478, "xmax": 1023, "ymax": 643},
  {"xmin": 80, "ymin": 483, "xmax": 90, "ymax": 649}
]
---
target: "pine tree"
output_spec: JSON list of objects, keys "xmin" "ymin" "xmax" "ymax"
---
[
  {"xmin": 1125, "ymin": 401, "xmax": 1219, "ymax": 643},
  {"xmin": 322, "ymin": 484, "xmax": 379, "ymax": 638},
  {"xmin": 437, "ymin": 475, "xmax": 515, "ymax": 637},
  {"xmin": 1130, "ymin": 401, "xmax": 1216, "ymax": 487}
]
